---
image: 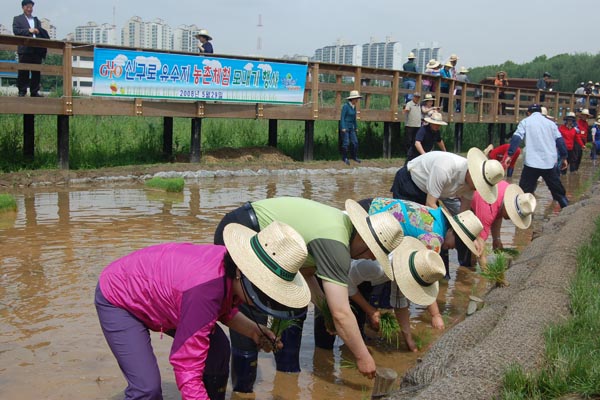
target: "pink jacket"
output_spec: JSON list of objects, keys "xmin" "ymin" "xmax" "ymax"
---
[{"xmin": 99, "ymin": 243, "xmax": 238, "ymax": 399}]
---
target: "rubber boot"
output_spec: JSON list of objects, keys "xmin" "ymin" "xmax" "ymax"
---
[
  {"xmin": 558, "ymin": 195, "xmax": 569, "ymax": 209},
  {"xmin": 350, "ymin": 146, "xmax": 361, "ymax": 163},
  {"xmin": 341, "ymin": 148, "xmax": 350, "ymax": 165},
  {"xmin": 506, "ymin": 167, "xmax": 514, "ymax": 178},
  {"xmin": 231, "ymin": 348, "xmax": 258, "ymax": 393},
  {"xmin": 275, "ymin": 319, "xmax": 304, "ymax": 372},
  {"xmin": 440, "ymin": 248, "xmax": 450, "ymax": 280},
  {"xmin": 203, "ymin": 374, "xmax": 228, "ymax": 400}
]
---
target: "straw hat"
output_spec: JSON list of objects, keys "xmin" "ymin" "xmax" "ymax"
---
[
  {"xmin": 483, "ymin": 144, "xmax": 494, "ymax": 156},
  {"xmin": 440, "ymin": 208, "xmax": 483, "ymax": 255},
  {"xmin": 579, "ymin": 109, "xmax": 591, "ymax": 117},
  {"xmin": 444, "ymin": 61, "xmax": 453, "ymax": 68},
  {"xmin": 422, "ymin": 93, "xmax": 435, "ymax": 102},
  {"xmin": 408, "ymin": 52, "xmax": 416, "ymax": 59},
  {"xmin": 565, "ymin": 111, "xmax": 576, "ymax": 119},
  {"xmin": 541, "ymin": 107, "xmax": 555, "ymax": 120},
  {"xmin": 347, "ymin": 90, "xmax": 363, "ymax": 100},
  {"xmin": 426, "ymin": 59, "xmax": 440, "ymax": 69},
  {"xmin": 345, "ymin": 199, "xmax": 405, "ymax": 280},
  {"xmin": 449, "ymin": 54, "xmax": 459, "ymax": 61},
  {"xmin": 467, "ymin": 147, "xmax": 504, "ymax": 204},
  {"xmin": 223, "ymin": 221, "xmax": 310, "ymax": 309},
  {"xmin": 503, "ymin": 184, "xmax": 536, "ymax": 229},
  {"xmin": 195, "ymin": 29, "xmax": 212, "ymax": 40},
  {"xmin": 392, "ymin": 237, "xmax": 445, "ymax": 306},
  {"xmin": 459, "ymin": 66, "xmax": 469, "ymax": 74},
  {"xmin": 423, "ymin": 112, "xmax": 448, "ymax": 126},
  {"xmin": 412, "ymin": 91, "xmax": 421, "ymax": 98}
]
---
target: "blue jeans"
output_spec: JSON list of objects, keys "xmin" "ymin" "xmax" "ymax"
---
[{"xmin": 403, "ymin": 79, "xmax": 416, "ymax": 102}]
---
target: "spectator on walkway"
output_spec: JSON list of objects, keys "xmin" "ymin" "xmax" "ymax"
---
[
  {"xmin": 448, "ymin": 54, "xmax": 459, "ymax": 79},
  {"xmin": 421, "ymin": 93, "xmax": 438, "ymax": 119},
  {"xmin": 340, "ymin": 90, "xmax": 362, "ymax": 164},
  {"xmin": 403, "ymin": 52, "xmax": 418, "ymax": 102},
  {"xmin": 13, "ymin": 0, "xmax": 49, "ymax": 97},
  {"xmin": 405, "ymin": 112, "xmax": 447, "ymax": 164},
  {"xmin": 536, "ymin": 72, "xmax": 552, "ymax": 103},
  {"xmin": 403, "ymin": 92, "xmax": 422, "ymax": 153},
  {"xmin": 195, "ymin": 29, "xmax": 214, "ymax": 54},
  {"xmin": 455, "ymin": 66, "xmax": 470, "ymax": 112},
  {"xmin": 558, "ymin": 112, "xmax": 585, "ymax": 174},
  {"xmin": 423, "ymin": 59, "xmax": 441, "ymax": 92},
  {"xmin": 590, "ymin": 116, "xmax": 600, "ymax": 161},
  {"xmin": 440, "ymin": 62, "xmax": 453, "ymax": 112},
  {"xmin": 504, "ymin": 104, "xmax": 569, "ymax": 208},
  {"xmin": 495, "ymin": 71, "xmax": 509, "ymax": 115}
]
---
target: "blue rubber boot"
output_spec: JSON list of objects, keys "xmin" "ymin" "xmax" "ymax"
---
[
  {"xmin": 275, "ymin": 319, "xmax": 305, "ymax": 372},
  {"xmin": 231, "ymin": 348, "xmax": 258, "ymax": 393},
  {"xmin": 507, "ymin": 167, "xmax": 514, "ymax": 178}
]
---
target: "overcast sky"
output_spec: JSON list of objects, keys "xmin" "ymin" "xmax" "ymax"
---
[{"xmin": 3, "ymin": 0, "xmax": 600, "ymax": 69}]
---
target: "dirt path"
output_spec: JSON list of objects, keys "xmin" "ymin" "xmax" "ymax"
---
[{"xmin": 389, "ymin": 183, "xmax": 600, "ymax": 399}]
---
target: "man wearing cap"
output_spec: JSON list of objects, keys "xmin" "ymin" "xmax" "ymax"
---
[
  {"xmin": 504, "ymin": 104, "xmax": 569, "ymax": 208},
  {"xmin": 405, "ymin": 111, "xmax": 447, "ymax": 164},
  {"xmin": 213, "ymin": 197, "xmax": 404, "ymax": 392},
  {"xmin": 195, "ymin": 29, "xmax": 213, "ymax": 54},
  {"xmin": 402, "ymin": 52, "xmax": 418, "ymax": 102},
  {"xmin": 13, "ymin": 0, "xmax": 49, "ymax": 97},
  {"xmin": 403, "ymin": 92, "xmax": 422, "ymax": 153}
]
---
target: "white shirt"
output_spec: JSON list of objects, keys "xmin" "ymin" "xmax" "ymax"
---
[
  {"xmin": 407, "ymin": 151, "xmax": 472, "ymax": 200},
  {"xmin": 26, "ymin": 15, "xmax": 36, "ymax": 37},
  {"xmin": 513, "ymin": 112, "xmax": 562, "ymax": 169},
  {"xmin": 347, "ymin": 259, "xmax": 388, "ymax": 296}
]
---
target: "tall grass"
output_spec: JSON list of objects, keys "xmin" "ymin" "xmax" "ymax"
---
[
  {"xmin": 500, "ymin": 217, "xmax": 600, "ymax": 399},
  {"xmin": 0, "ymin": 194, "xmax": 17, "ymax": 212},
  {"xmin": 0, "ymin": 112, "xmax": 492, "ymax": 173}
]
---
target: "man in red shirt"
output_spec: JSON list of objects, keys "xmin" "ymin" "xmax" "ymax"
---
[{"xmin": 485, "ymin": 143, "xmax": 521, "ymax": 178}]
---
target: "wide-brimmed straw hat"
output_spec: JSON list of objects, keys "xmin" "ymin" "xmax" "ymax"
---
[
  {"xmin": 440, "ymin": 207, "xmax": 484, "ymax": 256},
  {"xmin": 195, "ymin": 29, "xmax": 212, "ymax": 40},
  {"xmin": 483, "ymin": 144, "xmax": 494, "ymax": 156},
  {"xmin": 345, "ymin": 199, "xmax": 404, "ymax": 280},
  {"xmin": 408, "ymin": 52, "xmax": 416, "ymax": 59},
  {"xmin": 449, "ymin": 54, "xmax": 459, "ymax": 61},
  {"xmin": 504, "ymin": 184, "xmax": 537, "ymax": 229},
  {"xmin": 423, "ymin": 112, "xmax": 448, "ymax": 126},
  {"xmin": 541, "ymin": 107, "xmax": 555, "ymax": 120},
  {"xmin": 426, "ymin": 59, "xmax": 440, "ymax": 69},
  {"xmin": 459, "ymin": 66, "xmax": 469, "ymax": 74},
  {"xmin": 347, "ymin": 90, "xmax": 363, "ymax": 100},
  {"xmin": 579, "ymin": 109, "xmax": 591, "ymax": 117},
  {"xmin": 392, "ymin": 237, "xmax": 445, "ymax": 306},
  {"xmin": 444, "ymin": 61, "xmax": 453, "ymax": 68},
  {"xmin": 223, "ymin": 220, "xmax": 310, "ymax": 310},
  {"xmin": 467, "ymin": 147, "xmax": 504, "ymax": 204},
  {"xmin": 565, "ymin": 111, "xmax": 576, "ymax": 119},
  {"xmin": 422, "ymin": 93, "xmax": 435, "ymax": 102}
]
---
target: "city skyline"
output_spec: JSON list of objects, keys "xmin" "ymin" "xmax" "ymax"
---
[{"xmin": 2, "ymin": 0, "xmax": 600, "ymax": 69}]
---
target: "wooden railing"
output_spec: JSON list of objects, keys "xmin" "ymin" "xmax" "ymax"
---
[{"xmin": 1, "ymin": 34, "xmax": 598, "ymax": 168}]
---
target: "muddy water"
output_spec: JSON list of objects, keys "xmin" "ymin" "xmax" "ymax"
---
[{"xmin": 0, "ymin": 160, "xmax": 596, "ymax": 400}]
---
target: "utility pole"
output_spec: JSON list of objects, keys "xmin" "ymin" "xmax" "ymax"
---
[{"xmin": 257, "ymin": 14, "xmax": 263, "ymax": 56}]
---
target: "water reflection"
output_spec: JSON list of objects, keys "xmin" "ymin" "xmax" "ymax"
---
[{"xmin": 0, "ymin": 160, "xmax": 596, "ymax": 399}]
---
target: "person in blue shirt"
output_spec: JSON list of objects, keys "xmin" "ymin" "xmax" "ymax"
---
[
  {"xmin": 504, "ymin": 103, "xmax": 569, "ymax": 208},
  {"xmin": 340, "ymin": 90, "xmax": 362, "ymax": 164},
  {"xmin": 196, "ymin": 29, "xmax": 214, "ymax": 54}
]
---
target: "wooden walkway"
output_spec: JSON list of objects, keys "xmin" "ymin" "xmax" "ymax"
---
[{"xmin": 1, "ymin": 34, "xmax": 598, "ymax": 169}]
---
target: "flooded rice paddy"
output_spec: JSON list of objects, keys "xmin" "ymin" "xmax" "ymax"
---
[{"xmin": 0, "ymin": 159, "xmax": 596, "ymax": 399}]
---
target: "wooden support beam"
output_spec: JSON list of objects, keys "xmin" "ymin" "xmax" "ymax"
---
[
  {"xmin": 454, "ymin": 123, "xmax": 463, "ymax": 153},
  {"xmin": 57, "ymin": 115, "xmax": 69, "ymax": 169},
  {"xmin": 303, "ymin": 120, "xmax": 314, "ymax": 161},
  {"xmin": 190, "ymin": 117, "xmax": 202, "ymax": 163},
  {"xmin": 268, "ymin": 119, "xmax": 278, "ymax": 147},
  {"xmin": 383, "ymin": 122, "xmax": 392, "ymax": 159},
  {"xmin": 163, "ymin": 117, "xmax": 173, "ymax": 160},
  {"xmin": 23, "ymin": 114, "xmax": 34, "ymax": 159}
]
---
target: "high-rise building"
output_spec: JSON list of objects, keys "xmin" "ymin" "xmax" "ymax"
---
[
  {"xmin": 121, "ymin": 16, "xmax": 172, "ymax": 50},
  {"xmin": 362, "ymin": 37, "xmax": 402, "ymax": 70},
  {"xmin": 74, "ymin": 22, "xmax": 117, "ymax": 45},
  {"xmin": 412, "ymin": 42, "xmax": 441, "ymax": 73},
  {"xmin": 39, "ymin": 18, "xmax": 57, "ymax": 39},
  {"xmin": 312, "ymin": 40, "xmax": 362, "ymax": 66},
  {"xmin": 173, "ymin": 24, "xmax": 200, "ymax": 53}
]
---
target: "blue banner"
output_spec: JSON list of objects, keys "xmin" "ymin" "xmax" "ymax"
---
[{"xmin": 92, "ymin": 48, "xmax": 308, "ymax": 104}]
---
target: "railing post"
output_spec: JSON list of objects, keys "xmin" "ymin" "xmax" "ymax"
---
[
  {"xmin": 311, "ymin": 63, "xmax": 319, "ymax": 120},
  {"xmin": 62, "ymin": 43, "xmax": 73, "ymax": 115},
  {"xmin": 391, "ymin": 71, "xmax": 400, "ymax": 122}
]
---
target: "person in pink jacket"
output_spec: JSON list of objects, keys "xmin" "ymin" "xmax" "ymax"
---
[{"xmin": 95, "ymin": 221, "xmax": 311, "ymax": 400}]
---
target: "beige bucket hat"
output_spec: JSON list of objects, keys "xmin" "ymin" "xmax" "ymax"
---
[
  {"xmin": 392, "ymin": 237, "xmax": 445, "ymax": 306},
  {"xmin": 345, "ymin": 199, "xmax": 405, "ymax": 280},
  {"xmin": 408, "ymin": 52, "xmax": 416, "ymax": 59},
  {"xmin": 580, "ymin": 109, "xmax": 591, "ymax": 117},
  {"xmin": 467, "ymin": 147, "xmax": 505, "ymax": 204},
  {"xmin": 426, "ymin": 59, "xmax": 440, "ymax": 69},
  {"xmin": 422, "ymin": 93, "xmax": 435, "ymax": 102},
  {"xmin": 504, "ymin": 184, "xmax": 537, "ymax": 229},
  {"xmin": 223, "ymin": 220, "xmax": 311, "ymax": 309},
  {"xmin": 440, "ymin": 208, "xmax": 484, "ymax": 256},
  {"xmin": 459, "ymin": 66, "xmax": 469, "ymax": 74},
  {"xmin": 195, "ymin": 29, "xmax": 212, "ymax": 40},
  {"xmin": 347, "ymin": 90, "xmax": 363, "ymax": 100},
  {"xmin": 449, "ymin": 54, "xmax": 459, "ymax": 61},
  {"xmin": 423, "ymin": 112, "xmax": 448, "ymax": 126}
]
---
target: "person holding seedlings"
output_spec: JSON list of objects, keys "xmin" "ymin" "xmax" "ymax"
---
[
  {"xmin": 95, "ymin": 221, "xmax": 310, "ymax": 400},
  {"xmin": 213, "ymin": 197, "xmax": 404, "ymax": 393}
]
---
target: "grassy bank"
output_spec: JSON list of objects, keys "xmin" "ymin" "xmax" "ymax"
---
[
  {"xmin": 500, "ymin": 217, "xmax": 600, "ymax": 399},
  {"xmin": 0, "ymin": 114, "xmax": 491, "ymax": 173}
]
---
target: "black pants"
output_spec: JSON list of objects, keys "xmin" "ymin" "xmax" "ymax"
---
[
  {"xmin": 519, "ymin": 165, "xmax": 568, "ymax": 208},
  {"xmin": 390, "ymin": 166, "xmax": 427, "ymax": 204},
  {"xmin": 17, "ymin": 53, "xmax": 43, "ymax": 95}
]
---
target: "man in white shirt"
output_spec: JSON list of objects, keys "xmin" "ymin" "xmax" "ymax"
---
[{"xmin": 403, "ymin": 92, "xmax": 422, "ymax": 153}]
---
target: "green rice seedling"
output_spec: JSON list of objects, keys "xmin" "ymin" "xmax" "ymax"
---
[
  {"xmin": 379, "ymin": 312, "xmax": 400, "ymax": 348},
  {"xmin": 479, "ymin": 251, "xmax": 509, "ymax": 287},
  {"xmin": 145, "ymin": 177, "xmax": 184, "ymax": 192},
  {"xmin": 340, "ymin": 358, "xmax": 358, "ymax": 370},
  {"xmin": 413, "ymin": 329, "xmax": 432, "ymax": 351},
  {"xmin": 316, "ymin": 297, "xmax": 336, "ymax": 333},
  {"xmin": 494, "ymin": 247, "xmax": 520, "ymax": 258},
  {"xmin": 268, "ymin": 317, "xmax": 299, "ymax": 339},
  {"xmin": 0, "ymin": 194, "xmax": 17, "ymax": 213}
]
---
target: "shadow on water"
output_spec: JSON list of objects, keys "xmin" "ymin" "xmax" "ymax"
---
[{"xmin": 0, "ymin": 158, "xmax": 597, "ymax": 399}]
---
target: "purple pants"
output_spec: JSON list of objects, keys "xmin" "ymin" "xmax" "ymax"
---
[{"xmin": 95, "ymin": 285, "xmax": 229, "ymax": 399}]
